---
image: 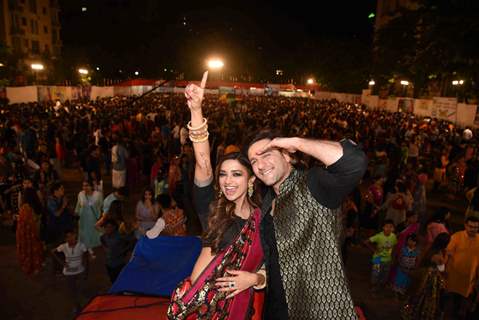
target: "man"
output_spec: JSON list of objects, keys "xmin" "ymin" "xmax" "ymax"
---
[
  {"xmin": 95, "ymin": 187, "xmax": 125, "ymax": 228},
  {"xmin": 247, "ymin": 130, "xmax": 367, "ymax": 319},
  {"xmin": 111, "ymin": 136, "xmax": 128, "ymax": 189},
  {"xmin": 47, "ymin": 182, "xmax": 73, "ymax": 244},
  {"xmin": 445, "ymin": 216, "xmax": 479, "ymax": 319}
]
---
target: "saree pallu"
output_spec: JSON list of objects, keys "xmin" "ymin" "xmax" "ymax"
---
[
  {"xmin": 16, "ymin": 204, "xmax": 44, "ymax": 275},
  {"xmin": 401, "ymin": 267, "xmax": 444, "ymax": 320},
  {"xmin": 167, "ymin": 208, "xmax": 264, "ymax": 320}
]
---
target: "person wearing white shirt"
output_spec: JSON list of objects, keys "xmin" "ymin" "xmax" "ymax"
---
[{"xmin": 51, "ymin": 230, "xmax": 88, "ymax": 313}]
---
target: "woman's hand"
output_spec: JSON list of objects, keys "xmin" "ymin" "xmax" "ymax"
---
[
  {"xmin": 215, "ymin": 269, "xmax": 262, "ymax": 299},
  {"xmin": 185, "ymin": 71, "xmax": 208, "ymax": 112}
]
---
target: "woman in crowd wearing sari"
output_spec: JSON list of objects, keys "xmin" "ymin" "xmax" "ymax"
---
[
  {"xmin": 168, "ymin": 72, "xmax": 265, "ymax": 319},
  {"xmin": 158, "ymin": 194, "xmax": 187, "ymax": 236},
  {"xmin": 402, "ymin": 232, "xmax": 450, "ymax": 320},
  {"xmin": 16, "ymin": 178, "xmax": 45, "ymax": 276}
]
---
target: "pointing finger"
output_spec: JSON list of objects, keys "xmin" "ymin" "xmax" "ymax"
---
[{"xmin": 200, "ymin": 71, "xmax": 208, "ymax": 89}]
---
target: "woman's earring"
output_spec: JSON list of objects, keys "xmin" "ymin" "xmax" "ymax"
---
[
  {"xmin": 218, "ymin": 190, "xmax": 223, "ymax": 198},
  {"xmin": 248, "ymin": 183, "xmax": 254, "ymax": 197}
]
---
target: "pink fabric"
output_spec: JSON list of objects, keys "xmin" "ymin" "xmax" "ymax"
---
[
  {"xmin": 173, "ymin": 209, "xmax": 264, "ymax": 319},
  {"xmin": 228, "ymin": 209, "xmax": 264, "ymax": 319},
  {"xmin": 427, "ymin": 222, "xmax": 448, "ymax": 244}
]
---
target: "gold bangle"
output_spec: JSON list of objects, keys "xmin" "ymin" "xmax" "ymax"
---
[
  {"xmin": 187, "ymin": 118, "xmax": 207, "ymax": 131},
  {"xmin": 189, "ymin": 132, "xmax": 209, "ymax": 143},
  {"xmin": 188, "ymin": 125, "xmax": 208, "ymax": 136}
]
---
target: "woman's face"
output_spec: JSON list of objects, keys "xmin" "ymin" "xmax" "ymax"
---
[
  {"xmin": 144, "ymin": 191, "xmax": 152, "ymax": 200},
  {"xmin": 218, "ymin": 159, "xmax": 254, "ymax": 203},
  {"xmin": 82, "ymin": 182, "xmax": 92, "ymax": 193}
]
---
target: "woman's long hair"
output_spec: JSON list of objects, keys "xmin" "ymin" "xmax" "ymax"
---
[
  {"xmin": 203, "ymin": 152, "xmax": 259, "ymax": 254},
  {"xmin": 419, "ymin": 232, "xmax": 450, "ymax": 268}
]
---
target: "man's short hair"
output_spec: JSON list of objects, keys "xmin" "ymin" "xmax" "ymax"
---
[
  {"xmin": 50, "ymin": 181, "xmax": 63, "ymax": 194},
  {"xmin": 465, "ymin": 216, "xmax": 479, "ymax": 224},
  {"xmin": 383, "ymin": 219, "xmax": 395, "ymax": 227},
  {"xmin": 243, "ymin": 129, "xmax": 283, "ymax": 155}
]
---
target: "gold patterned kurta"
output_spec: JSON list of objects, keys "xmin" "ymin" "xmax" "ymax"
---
[{"xmin": 273, "ymin": 169, "xmax": 357, "ymax": 319}]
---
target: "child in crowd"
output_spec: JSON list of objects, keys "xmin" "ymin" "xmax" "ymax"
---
[
  {"xmin": 392, "ymin": 233, "xmax": 419, "ymax": 296},
  {"xmin": 365, "ymin": 219, "xmax": 397, "ymax": 292},
  {"xmin": 100, "ymin": 219, "xmax": 134, "ymax": 283},
  {"xmin": 51, "ymin": 229, "xmax": 88, "ymax": 314}
]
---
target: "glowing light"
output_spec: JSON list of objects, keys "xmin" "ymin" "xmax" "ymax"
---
[
  {"xmin": 96, "ymin": 67, "xmax": 100, "ymax": 71},
  {"xmin": 276, "ymin": 69, "xmax": 283, "ymax": 76},
  {"xmin": 307, "ymin": 78, "xmax": 315, "ymax": 85},
  {"xmin": 368, "ymin": 13, "xmax": 375, "ymax": 19},
  {"xmin": 207, "ymin": 58, "xmax": 224, "ymax": 70},
  {"xmin": 369, "ymin": 80, "xmax": 375, "ymax": 86},
  {"xmin": 31, "ymin": 63, "xmax": 44, "ymax": 70},
  {"xmin": 0, "ymin": 63, "xmax": 4, "ymax": 67},
  {"xmin": 400, "ymin": 80, "xmax": 409, "ymax": 86},
  {"xmin": 459, "ymin": 80, "xmax": 464, "ymax": 85},
  {"xmin": 134, "ymin": 71, "xmax": 139, "ymax": 76},
  {"xmin": 78, "ymin": 68, "xmax": 89, "ymax": 75},
  {"xmin": 82, "ymin": 7, "xmax": 87, "ymax": 12},
  {"xmin": 452, "ymin": 80, "xmax": 459, "ymax": 86}
]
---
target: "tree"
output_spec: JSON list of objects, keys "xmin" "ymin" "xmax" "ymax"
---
[{"xmin": 373, "ymin": 1, "xmax": 479, "ymax": 100}]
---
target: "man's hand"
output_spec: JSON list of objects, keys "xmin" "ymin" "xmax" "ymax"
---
[
  {"xmin": 184, "ymin": 71, "xmax": 208, "ymax": 112},
  {"xmin": 256, "ymin": 137, "xmax": 299, "ymax": 155}
]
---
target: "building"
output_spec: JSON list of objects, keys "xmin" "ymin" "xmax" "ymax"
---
[{"xmin": 0, "ymin": 0, "xmax": 61, "ymax": 81}]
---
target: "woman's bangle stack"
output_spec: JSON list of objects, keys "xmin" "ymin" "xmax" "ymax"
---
[{"xmin": 188, "ymin": 118, "xmax": 209, "ymax": 143}]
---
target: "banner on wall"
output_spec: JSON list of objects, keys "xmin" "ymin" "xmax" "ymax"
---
[
  {"xmin": 6, "ymin": 86, "xmax": 38, "ymax": 104},
  {"xmin": 413, "ymin": 99, "xmax": 432, "ymax": 117},
  {"xmin": 90, "ymin": 86, "xmax": 114, "ymax": 99},
  {"xmin": 363, "ymin": 95, "xmax": 379, "ymax": 109},
  {"xmin": 37, "ymin": 86, "xmax": 70, "ymax": 102},
  {"xmin": 378, "ymin": 99, "xmax": 388, "ymax": 110},
  {"xmin": 432, "ymin": 97, "xmax": 457, "ymax": 122},
  {"xmin": 474, "ymin": 105, "xmax": 479, "ymax": 127},
  {"xmin": 386, "ymin": 98, "xmax": 398, "ymax": 113},
  {"xmin": 397, "ymin": 98, "xmax": 414, "ymax": 113}
]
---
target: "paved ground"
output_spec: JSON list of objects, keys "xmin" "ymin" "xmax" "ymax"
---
[{"xmin": 0, "ymin": 168, "xmax": 468, "ymax": 319}]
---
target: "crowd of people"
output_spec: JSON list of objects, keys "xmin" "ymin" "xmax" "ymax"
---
[{"xmin": 1, "ymin": 84, "xmax": 479, "ymax": 318}]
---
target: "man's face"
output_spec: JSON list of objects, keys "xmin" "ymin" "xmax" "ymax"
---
[
  {"xmin": 55, "ymin": 185, "xmax": 65, "ymax": 198},
  {"xmin": 248, "ymin": 139, "xmax": 291, "ymax": 188},
  {"xmin": 465, "ymin": 220, "xmax": 479, "ymax": 237}
]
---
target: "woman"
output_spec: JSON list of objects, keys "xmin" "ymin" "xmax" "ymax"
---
[
  {"xmin": 359, "ymin": 177, "xmax": 384, "ymax": 235},
  {"xmin": 465, "ymin": 187, "xmax": 479, "ymax": 218},
  {"xmin": 158, "ymin": 194, "xmax": 187, "ymax": 236},
  {"xmin": 383, "ymin": 181, "xmax": 412, "ymax": 227},
  {"xmin": 402, "ymin": 232, "xmax": 450, "ymax": 320},
  {"xmin": 75, "ymin": 180, "xmax": 103, "ymax": 250},
  {"xmin": 135, "ymin": 187, "xmax": 159, "ymax": 237},
  {"xmin": 168, "ymin": 72, "xmax": 265, "ymax": 319},
  {"xmin": 425, "ymin": 207, "xmax": 450, "ymax": 247},
  {"xmin": 16, "ymin": 187, "xmax": 45, "ymax": 276}
]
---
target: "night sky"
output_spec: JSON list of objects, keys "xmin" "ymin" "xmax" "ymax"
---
[{"xmin": 60, "ymin": 0, "xmax": 377, "ymax": 82}]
